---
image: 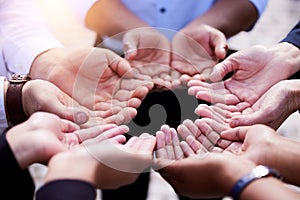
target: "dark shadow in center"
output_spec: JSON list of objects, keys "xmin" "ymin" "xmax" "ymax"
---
[{"xmin": 127, "ymin": 87, "xmax": 202, "ymax": 137}]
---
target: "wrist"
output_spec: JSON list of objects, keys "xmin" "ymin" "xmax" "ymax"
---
[
  {"xmin": 270, "ymin": 43, "xmax": 300, "ymax": 77},
  {"xmin": 45, "ymin": 148, "xmax": 97, "ymax": 185},
  {"xmin": 5, "ymin": 74, "xmax": 31, "ymax": 127},
  {"xmin": 231, "ymin": 165, "xmax": 282, "ymax": 200}
]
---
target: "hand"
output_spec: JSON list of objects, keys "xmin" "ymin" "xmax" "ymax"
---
[
  {"xmin": 6, "ymin": 112, "xmax": 129, "ymax": 169},
  {"xmin": 6, "ymin": 112, "xmax": 79, "ymax": 169},
  {"xmin": 30, "ymin": 47, "xmax": 151, "ymax": 126},
  {"xmin": 22, "ymin": 79, "xmax": 89, "ymax": 125},
  {"xmin": 123, "ymin": 27, "xmax": 181, "ymax": 89},
  {"xmin": 155, "ymin": 151, "xmax": 255, "ymax": 199},
  {"xmin": 172, "ymin": 24, "xmax": 227, "ymax": 77},
  {"xmin": 228, "ymin": 80, "xmax": 300, "ymax": 129},
  {"xmin": 45, "ymin": 133, "xmax": 156, "ymax": 189},
  {"xmin": 207, "ymin": 43, "xmax": 300, "ymax": 105}
]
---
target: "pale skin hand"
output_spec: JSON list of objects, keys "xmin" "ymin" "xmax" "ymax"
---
[
  {"xmin": 228, "ymin": 80, "xmax": 300, "ymax": 129},
  {"xmin": 123, "ymin": 27, "xmax": 181, "ymax": 90},
  {"xmin": 172, "ymin": 24, "xmax": 227, "ymax": 77},
  {"xmin": 21, "ymin": 79, "xmax": 89, "ymax": 125},
  {"xmin": 30, "ymin": 47, "xmax": 152, "ymax": 126},
  {"xmin": 45, "ymin": 133, "xmax": 156, "ymax": 189},
  {"xmin": 154, "ymin": 124, "xmax": 256, "ymax": 199},
  {"xmin": 221, "ymin": 124, "xmax": 300, "ymax": 187},
  {"xmin": 192, "ymin": 80, "xmax": 300, "ymax": 130},
  {"xmin": 200, "ymin": 43, "xmax": 300, "ymax": 106},
  {"xmin": 6, "ymin": 112, "xmax": 129, "ymax": 169}
]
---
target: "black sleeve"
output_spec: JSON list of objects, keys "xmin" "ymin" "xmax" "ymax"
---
[
  {"xmin": 36, "ymin": 180, "xmax": 96, "ymax": 200},
  {"xmin": 281, "ymin": 20, "xmax": 300, "ymax": 49},
  {"xmin": 0, "ymin": 131, "xmax": 35, "ymax": 200}
]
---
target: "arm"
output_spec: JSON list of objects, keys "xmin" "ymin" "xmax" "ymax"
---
[
  {"xmin": 0, "ymin": 131, "xmax": 35, "ymax": 200},
  {"xmin": 221, "ymin": 125, "xmax": 300, "ymax": 187},
  {"xmin": 182, "ymin": 0, "xmax": 264, "ymax": 37},
  {"xmin": 0, "ymin": 0, "xmax": 62, "ymax": 75},
  {"xmin": 85, "ymin": 0, "xmax": 149, "ymax": 39}
]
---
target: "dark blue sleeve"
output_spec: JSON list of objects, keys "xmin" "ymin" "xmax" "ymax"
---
[
  {"xmin": 36, "ymin": 180, "xmax": 96, "ymax": 200},
  {"xmin": 0, "ymin": 131, "xmax": 35, "ymax": 200},
  {"xmin": 281, "ymin": 20, "xmax": 300, "ymax": 49}
]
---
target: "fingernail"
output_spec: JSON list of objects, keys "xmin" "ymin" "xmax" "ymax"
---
[
  {"xmin": 75, "ymin": 112, "xmax": 88, "ymax": 125},
  {"xmin": 119, "ymin": 125, "xmax": 129, "ymax": 132},
  {"xmin": 229, "ymin": 119, "xmax": 238, "ymax": 128}
]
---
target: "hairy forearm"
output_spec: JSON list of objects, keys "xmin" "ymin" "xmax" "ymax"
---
[
  {"xmin": 86, "ymin": 0, "xmax": 149, "ymax": 38},
  {"xmin": 185, "ymin": 0, "xmax": 258, "ymax": 37}
]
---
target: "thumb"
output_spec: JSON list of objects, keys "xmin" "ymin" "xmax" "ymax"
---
[
  {"xmin": 123, "ymin": 32, "xmax": 139, "ymax": 60},
  {"xmin": 209, "ymin": 58, "xmax": 236, "ymax": 82},
  {"xmin": 229, "ymin": 111, "xmax": 267, "ymax": 128},
  {"xmin": 47, "ymin": 103, "xmax": 89, "ymax": 125},
  {"xmin": 106, "ymin": 50, "xmax": 133, "ymax": 77},
  {"xmin": 210, "ymin": 32, "xmax": 227, "ymax": 60}
]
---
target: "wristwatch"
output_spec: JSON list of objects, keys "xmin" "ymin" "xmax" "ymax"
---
[
  {"xmin": 5, "ymin": 74, "xmax": 31, "ymax": 127},
  {"xmin": 231, "ymin": 165, "xmax": 282, "ymax": 200}
]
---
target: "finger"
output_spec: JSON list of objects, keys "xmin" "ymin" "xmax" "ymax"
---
[
  {"xmin": 182, "ymin": 119, "xmax": 201, "ymax": 138},
  {"xmin": 60, "ymin": 119, "xmax": 80, "ymax": 133},
  {"xmin": 195, "ymin": 119, "xmax": 221, "ymax": 146},
  {"xmin": 134, "ymin": 133, "xmax": 156, "ymax": 153},
  {"xmin": 195, "ymin": 90, "xmax": 240, "ymax": 105},
  {"xmin": 87, "ymin": 125, "xmax": 129, "ymax": 143},
  {"xmin": 177, "ymin": 124, "xmax": 193, "ymax": 140},
  {"xmin": 155, "ymin": 131, "xmax": 168, "ymax": 159},
  {"xmin": 106, "ymin": 49, "xmax": 132, "ymax": 77},
  {"xmin": 75, "ymin": 124, "xmax": 117, "ymax": 141},
  {"xmin": 179, "ymin": 141, "xmax": 195, "ymax": 157},
  {"xmin": 123, "ymin": 31, "xmax": 139, "ymax": 59},
  {"xmin": 185, "ymin": 135, "xmax": 206, "ymax": 154},
  {"xmin": 161, "ymin": 125, "xmax": 176, "ymax": 160},
  {"xmin": 108, "ymin": 135, "xmax": 127, "ymax": 144},
  {"xmin": 209, "ymin": 57, "xmax": 237, "ymax": 82},
  {"xmin": 210, "ymin": 30, "xmax": 227, "ymax": 60},
  {"xmin": 170, "ymin": 128, "xmax": 184, "ymax": 160},
  {"xmin": 229, "ymin": 111, "xmax": 266, "ymax": 128},
  {"xmin": 220, "ymin": 127, "xmax": 249, "ymax": 141},
  {"xmin": 194, "ymin": 104, "xmax": 227, "ymax": 123}
]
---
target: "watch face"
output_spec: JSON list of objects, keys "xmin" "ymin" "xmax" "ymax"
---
[
  {"xmin": 253, "ymin": 165, "xmax": 269, "ymax": 177},
  {"xmin": 10, "ymin": 74, "xmax": 31, "ymax": 83}
]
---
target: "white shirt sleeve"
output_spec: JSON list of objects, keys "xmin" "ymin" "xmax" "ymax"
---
[
  {"xmin": 0, "ymin": 0, "xmax": 63, "ymax": 76},
  {"xmin": 249, "ymin": 0, "xmax": 269, "ymax": 17},
  {"xmin": 0, "ymin": 76, "xmax": 8, "ymax": 131},
  {"xmin": 67, "ymin": 0, "xmax": 98, "ymax": 27}
]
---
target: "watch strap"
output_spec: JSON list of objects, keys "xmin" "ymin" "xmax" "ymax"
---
[
  {"xmin": 5, "ymin": 74, "xmax": 30, "ymax": 127},
  {"xmin": 231, "ymin": 165, "xmax": 282, "ymax": 200}
]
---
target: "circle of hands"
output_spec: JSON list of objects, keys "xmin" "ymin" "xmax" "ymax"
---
[{"xmin": 22, "ymin": 26, "xmax": 296, "ymax": 193}]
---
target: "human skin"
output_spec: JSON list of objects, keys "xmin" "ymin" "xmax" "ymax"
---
[
  {"xmin": 154, "ymin": 125, "xmax": 300, "ymax": 199},
  {"xmin": 192, "ymin": 80, "xmax": 300, "ymax": 130},
  {"xmin": 221, "ymin": 124, "xmax": 300, "ymax": 187},
  {"xmin": 188, "ymin": 42, "xmax": 300, "ymax": 108},
  {"xmin": 6, "ymin": 112, "xmax": 129, "ymax": 169},
  {"xmin": 45, "ymin": 133, "xmax": 156, "ymax": 189},
  {"xmin": 30, "ymin": 47, "xmax": 153, "ymax": 126}
]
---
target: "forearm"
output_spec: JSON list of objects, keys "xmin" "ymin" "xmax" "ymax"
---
[
  {"xmin": 184, "ymin": 0, "xmax": 258, "ymax": 37},
  {"xmin": 86, "ymin": 0, "xmax": 149, "ymax": 38},
  {"xmin": 263, "ymin": 135, "xmax": 300, "ymax": 186},
  {"xmin": 240, "ymin": 177, "xmax": 300, "ymax": 200}
]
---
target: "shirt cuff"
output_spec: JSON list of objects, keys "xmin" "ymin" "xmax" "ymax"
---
[
  {"xmin": 3, "ymin": 36, "xmax": 63, "ymax": 76},
  {"xmin": 0, "ymin": 76, "xmax": 8, "ymax": 130}
]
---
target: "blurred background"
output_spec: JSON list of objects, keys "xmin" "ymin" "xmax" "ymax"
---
[{"xmin": 30, "ymin": 0, "xmax": 300, "ymax": 199}]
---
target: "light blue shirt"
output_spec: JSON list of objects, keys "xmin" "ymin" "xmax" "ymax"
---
[{"xmin": 122, "ymin": 0, "xmax": 268, "ymax": 31}]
